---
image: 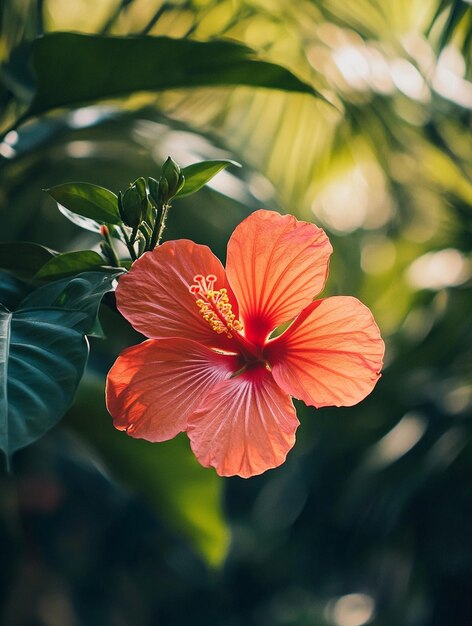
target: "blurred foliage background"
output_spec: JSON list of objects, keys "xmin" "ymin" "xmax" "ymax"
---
[{"xmin": 1, "ymin": 0, "xmax": 472, "ymax": 624}]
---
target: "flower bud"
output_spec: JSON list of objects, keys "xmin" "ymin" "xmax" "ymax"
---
[
  {"xmin": 157, "ymin": 176, "xmax": 169, "ymax": 205},
  {"xmin": 99, "ymin": 224, "xmax": 110, "ymax": 238},
  {"xmin": 160, "ymin": 157, "xmax": 185, "ymax": 201},
  {"xmin": 119, "ymin": 178, "xmax": 148, "ymax": 228}
]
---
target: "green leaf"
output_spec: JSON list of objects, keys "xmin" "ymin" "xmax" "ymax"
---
[
  {"xmin": 0, "ymin": 306, "xmax": 89, "ymax": 465},
  {"xmin": 0, "ymin": 242, "xmax": 57, "ymax": 280},
  {"xmin": 66, "ymin": 376, "xmax": 231, "ymax": 567},
  {"xmin": 20, "ymin": 271, "xmax": 122, "ymax": 335},
  {"xmin": 427, "ymin": 0, "xmax": 469, "ymax": 47},
  {"xmin": 0, "ymin": 270, "xmax": 123, "ymax": 465},
  {"xmin": 23, "ymin": 33, "xmax": 323, "ymax": 119},
  {"xmin": 0, "ymin": 272, "xmax": 31, "ymax": 310},
  {"xmin": 57, "ymin": 205, "xmax": 102, "ymax": 233},
  {"xmin": 437, "ymin": 2, "xmax": 470, "ymax": 51},
  {"xmin": 176, "ymin": 159, "xmax": 242, "ymax": 198},
  {"xmin": 34, "ymin": 250, "xmax": 112, "ymax": 281},
  {"xmin": 1, "ymin": 42, "xmax": 36, "ymax": 104},
  {"xmin": 46, "ymin": 182, "xmax": 121, "ymax": 225}
]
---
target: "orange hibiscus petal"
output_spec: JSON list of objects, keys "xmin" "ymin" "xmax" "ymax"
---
[
  {"xmin": 106, "ymin": 338, "xmax": 240, "ymax": 442},
  {"xmin": 226, "ymin": 210, "xmax": 333, "ymax": 344},
  {"xmin": 187, "ymin": 365, "xmax": 299, "ymax": 478},
  {"xmin": 266, "ymin": 296, "xmax": 384, "ymax": 408},
  {"xmin": 116, "ymin": 240, "xmax": 237, "ymax": 350}
]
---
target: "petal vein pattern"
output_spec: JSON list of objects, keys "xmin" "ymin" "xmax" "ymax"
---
[
  {"xmin": 106, "ymin": 338, "xmax": 240, "ymax": 442},
  {"xmin": 187, "ymin": 366, "xmax": 299, "ymax": 478},
  {"xmin": 266, "ymin": 297, "xmax": 384, "ymax": 408},
  {"xmin": 226, "ymin": 210, "xmax": 332, "ymax": 343},
  {"xmin": 106, "ymin": 209, "xmax": 384, "ymax": 478},
  {"xmin": 116, "ymin": 240, "xmax": 235, "ymax": 350}
]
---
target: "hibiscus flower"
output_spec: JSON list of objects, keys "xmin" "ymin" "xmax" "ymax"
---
[{"xmin": 106, "ymin": 210, "xmax": 384, "ymax": 478}]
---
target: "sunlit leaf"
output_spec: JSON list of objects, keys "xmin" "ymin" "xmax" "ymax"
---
[
  {"xmin": 46, "ymin": 182, "xmax": 121, "ymax": 225},
  {"xmin": 176, "ymin": 159, "xmax": 242, "ymax": 198},
  {"xmin": 21, "ymin": 32, "xmax": 323, "ymax": 119},
  {"xmin": 428, "ymin": 0, "xmax": 471, "ymax": 50},
  {"xmin": 66, "ymin": 376, "xmax": 231, "ymax": 567},
  {"xmin": 57, "ymin": 205, "xmax": 103, "ymax": 233},
  {"xmin": 34, "ymin": 250, "xmax": 112, "ymax": 281}
]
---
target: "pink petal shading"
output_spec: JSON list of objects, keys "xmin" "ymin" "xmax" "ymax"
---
[
  {"xmin": 265, "ymin": 296, "xmax": 385, "ymax": 408},
  {"xmin": 187, "ymin": 365, "xmax": 299, "ymax": 478},
  {"xmin": 116, "ymin": 240, "xmax": 237, "ymax": 350},
  {"xmin": 225, "ymin": 210, "xmax": 333, "ymax": 345},
  {"xmin": 106, "ymin": 338, "xmax": 240, "ymax": 442}
]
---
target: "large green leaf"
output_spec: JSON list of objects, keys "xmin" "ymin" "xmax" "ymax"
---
[
  {"xmin": 66, "ymin": 376, "xmax": 230, "ymax": 567},
  {"xmin": 0, "ymin": 242, "xmax": 57, "ymax": 280},
  {"xmin": 57, "ymin": 205, "xmax": 103, "ymax": 233},
  {"xmin": 20, "ymin": 271, "xmax": 122, "ymax": 334},
  {"xmin": 0, "ymin": 271, "xmax": 122, "ymax": 465},
  {"xmin": 34, "ymin": 250, "xmax": 112, "ymax": 281},
  {"xmin": 46, "ymin": 182, "xmax": 121, "ymax": 225},
  {"xmin": 0, "ymin": 306, "xmax": 88, "ymax": 466},
  {"xmin": 20, "ymin": 32, "xmax": 322, "ymax": 119},
  {"xmin": 176, "ymin": 159, "xmax": 242, "ymax": 198},
  {"xmin": 0, "ymin": 272, "xmax": 31, "ymax": 310}
]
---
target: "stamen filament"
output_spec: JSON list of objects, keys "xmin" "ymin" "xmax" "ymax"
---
[{"xmin": 190, "ymin": 275, "xmax": 243, "ymax": 339}]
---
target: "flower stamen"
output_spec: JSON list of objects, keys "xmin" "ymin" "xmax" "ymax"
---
[{"xmin": 190, "ymin": 274, "xmax": 243, "ymax": 338}]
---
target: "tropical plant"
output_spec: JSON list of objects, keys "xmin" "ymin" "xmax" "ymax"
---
[{"xmin": 0, "ymin": 1, "xmax": 471, "ymax": 625}]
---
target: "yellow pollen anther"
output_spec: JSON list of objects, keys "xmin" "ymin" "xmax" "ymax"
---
[{"xmin": 189, "ymin": 274, "xmax": 243, "ymax": 338}]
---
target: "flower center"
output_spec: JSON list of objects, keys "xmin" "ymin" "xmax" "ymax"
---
[{"xmin": 189, "ymin": 274, "xmax": 243, "ymax": 339}]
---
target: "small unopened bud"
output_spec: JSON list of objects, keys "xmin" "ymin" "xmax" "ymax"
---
[
  {"xmin": 119, "ymin": 177, "xmax": 148, "ymax": 228},
  {"xmin": 135, "ymin": 176, "xmax": 147, "ymax": 199},
  {"xmin": 99, "ymin": 224, "xmax": 110, "ymax": 237},
  {"xmin": 157, "ymin": 176, "xmax": 169, "ymax": 205},
  {"xmin": 160, "ymin": 157, "xmax": 185, "ymax": 201}
]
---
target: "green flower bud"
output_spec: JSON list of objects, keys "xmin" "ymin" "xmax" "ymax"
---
[
  {"xmin": 135, "ymin": 176, "xmax": 147, "ymax": 199},
  {"xmin": 157, "ymin": 176, "xmax": 169, "ymax": 205},
  {"xmin": 119, "ymin": 178, "xmax": 148, "ymax": 228},
  {"xmin": 161, "ymin": 157, "xmax": 185, "ymax": 200}
]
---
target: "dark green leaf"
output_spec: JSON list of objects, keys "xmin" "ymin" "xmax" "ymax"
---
[
  {"xmin": 67, "ymin": 375, "xmax": 230, "ymax": 567},
  {"xmin": 0, "ymin": 306, "xmax": 88, "ymax": 465},
  {"xmin": 23, "ymin": 33, "xmax": 323, "ymax": 119},
  {"xmin": 20, "ymin": 271, "xmax": 122, "ymax": 335},
  {"xmin": 0, "ymin": 272, "xmax": 31, "ymax": 310},
  {"xmin": 87, "ymin": 315, "xmax": 106, "ymax": 340},
  {"xmin": 34, "ymin": 250, "xmax": 111, "ymax": 281},
  {"xmin": 0, "ymin": 242, "xmax": 57, "ymax": 280},
  {"xmin": 0, "ymin": 270, "xmax": 123, "ymax": 464},
  {"xmin": 176, "ymin": 159, "xmax": 242, "ymax": 198},
  {"xmin": 1, "ymin": 42, "xmax": 36, "ymax": 103},
  {"xmin": 46, "ymin": 182, "xmax": 121, "ymax": 225}
]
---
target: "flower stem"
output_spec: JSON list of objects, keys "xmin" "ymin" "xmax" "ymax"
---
[
  {"xmin": 155, "ymin": 204, "xmax": 170, "ymax": 247},
  {"xmin": 149, "ymin": 202, "xmax": 170, "ymax": 250}
]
